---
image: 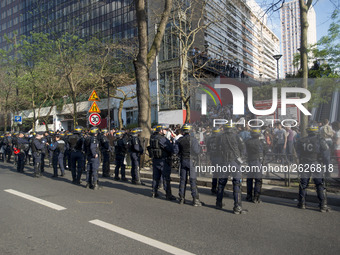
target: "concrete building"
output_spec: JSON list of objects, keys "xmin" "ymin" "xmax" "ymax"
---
[{"xmin": 280, "ymin": 0, "xmax": 317, "ymax": 77}]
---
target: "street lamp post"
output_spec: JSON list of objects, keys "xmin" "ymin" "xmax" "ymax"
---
[{"xmin": 273, "ymin": 54, "xmax": 282, "ymax": 79}]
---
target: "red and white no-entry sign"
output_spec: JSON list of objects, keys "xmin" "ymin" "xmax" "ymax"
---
[{"xmin": 89, "ymin": 113, "xmax": 101, "ymax": 126}]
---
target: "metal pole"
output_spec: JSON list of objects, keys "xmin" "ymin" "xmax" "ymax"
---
[
  {"xmin": 107, "ymin": 83, "xmax": 110, "ymax": 130},
  {"xmin": 277, "ymin": 59, "xmax": 279, "ymax": 80}
]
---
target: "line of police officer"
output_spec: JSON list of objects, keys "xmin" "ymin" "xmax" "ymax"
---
[{"xmin": 0, "ymin": 121, "xmax": 331, "ymax": 213}]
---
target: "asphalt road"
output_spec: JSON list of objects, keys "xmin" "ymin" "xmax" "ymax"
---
[{"xmin": 1, "ymin": 162, "xmax": 339, "ymax": 255}]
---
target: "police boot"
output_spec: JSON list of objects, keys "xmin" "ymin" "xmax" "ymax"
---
[
  {"xmin": 85, "ymin": 182, "xmax": 93, "ymax": 189},
  {"xmin": 253, "ymin": 194, "xmax": 262, "ymax": 204},
  {"xmin": 233, "ymin": 191, "xmax": 247, "ymax": 214},
  {"xmin": 93, "ymin": 181, "xmax": 100, "ymax": 190},
  {"xmin": 151, "ymin": 192, "xmax": 159, "ymax": 198},
  {"xmin": 318, "ymin": 189, "xmax": 331, "ymax": 213},
  {"xmin": 193, "ymin": 197, "xmax": 202, "ymax": 207},
  {"xmin": 297, "ymin": 187, "xmax": 306, "ymax": 209},
  {"xmin": 132, "ymin": 167, "xmax": 145, "ymax": 185},
  {"xmin": 165, "ymin": 181, "xmax": 176, "ymax": 200},
  {"xmin": 245, "ymin": 194, "xmax": 253, "ymax": 202},
  {"xmin": 178, "ymin": 195, "xmax": 185, "ymax": 205}
]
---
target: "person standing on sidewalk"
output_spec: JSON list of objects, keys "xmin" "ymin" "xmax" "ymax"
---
[
  {"xmin": 177, "ymin": 123, "xmax": 202, "ymax": 206},
  {"xmin": 332, "ymin": 121, "xmax": 340, "ymax": 178},
  {"xmin": 295, "ymin": 122, "xmax": 330, "ymax": 212}
]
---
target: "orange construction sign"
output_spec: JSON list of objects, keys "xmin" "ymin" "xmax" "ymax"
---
[
  {"xmin": 89, "ymin": 101, "xmax": 101, "ymax": 113},
  {"xmin": 88, "ymin": 90, "xmax": 100, "ymax": 101}
]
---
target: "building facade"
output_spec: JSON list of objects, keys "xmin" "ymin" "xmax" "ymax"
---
[{"xmin": 280, "ymin": 0, "xmax": 317, "ymax": 77}]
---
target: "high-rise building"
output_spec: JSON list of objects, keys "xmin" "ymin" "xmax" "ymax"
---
[
  {"xmin": 0, "ymin": 0, "xmax": 137, "ymax": 51},
  {"xmin": 280, "ymin": 0, "xmax": 317, "ymax": 77}
]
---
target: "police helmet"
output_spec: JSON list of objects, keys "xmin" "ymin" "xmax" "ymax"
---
[
  {"xmin": 307, "ymin": 122, "xmax": 319, "ymax": 134},
  {"xmin": 212, "ymin": 127, "xmax": 221, "ymax": 133},
  {"xmin": 101, "ymin": 128, "xmax": 109, "ymax": 134},
  {"xmin": 67, "ymin": 132, "xmax": 73, "ymax": 136},
  {"xmin": 115, "ymin": 130, "xmax": 124, "ymax": 138},
  {"xmin": 131, "ymin": 127, "xmax": 142, "ymax": 134},
  {"xmin": 250, "ymin": 128, "xmax": 261, "ymax": 137},
  {"xmin": 0, "ymin": 134, "xmax": 4, "ymax": 138},
  {"xmin": 182, "ymin": 123, "xmax": 193, "ymax": 134},
  {"xmin": 224, "ymin": 122, "xmax": 234, "ymax": 129},
  {"xmin": 155, "ymin": 124, "xmax": 168, "ymax": 132},
  {"xmin": 74, "ymin": 126, "xmax": 83, "ymax": 133},
  {"xmin": 49, "ymin": 131, "xmax": 55, "ymax": 135},
  {"xmin": 90, "ymin": 127, "xmax": 99, "ymax": 134}
]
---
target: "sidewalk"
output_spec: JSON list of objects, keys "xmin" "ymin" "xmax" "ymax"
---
[{"xmin": 118, "ymin": 166, "xmax": 340, "ymax": 207}]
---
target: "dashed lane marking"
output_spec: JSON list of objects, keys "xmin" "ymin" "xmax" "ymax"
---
[
  {"xmin": 4, "ymin": 189, "xmax": 66, "ymax": 211},
  {"xmin": 89, "ymin": 219, "xmax": 196, "ymax": 255}
]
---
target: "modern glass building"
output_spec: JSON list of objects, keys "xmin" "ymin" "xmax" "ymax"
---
[{"xmin": 0, "ymin": 0, "xmax": 137, "ymax": 51}]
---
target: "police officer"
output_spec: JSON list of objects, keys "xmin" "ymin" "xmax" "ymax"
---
[
  {"xmin": 177, "ymin": 123, "xmax": 202, "ymax": 206},
  {"xmin": 149, "ymin": 124, "xmax": 176, "ymax": 200},
  {"xmin": 31, "ymin": 132, "xmax": 45, "ymax": 177},
  {"xmin": 45, "ymin": 131, "xmax": 54, "ymax": 167},
  {"xmin": 114, "ymin": 130, "xmax": 129, "ymax": 181},
  {"xmin": 85, "ymin": 127, "xmax": 101, "ymax": 190},
  {"xmin": 16, "ymin": 132, "xmax": 30, "ymax": 173},
  {"xmin": 295, "ymin": 122, "xmax": 330, "ymax": 212},
  {"xmin": 245, "ymin": 128, "xmax": 268, "ymax": 203},
  {"xmin": 68, "ymin": 126, "xmax": 85, "ymax": 184},
  {"xmin": 49, "ymin": 134, "xmax": 66, "ymax": 177},
  {"xmin": 129, "ymin": 127, "xmax": 144, "ymax": 185},
  {"xmin": 12, "ymin": 132, "xmax": 18, "ymax": 166},
  {"xmin": 100, "ymin": 128, "xmax": 111, "ymax": 178},
  {"xmin": 206, "ymin": 126, "xmax": 223, "ymax": 194},
  {"xmin": 0, "ymin": 134, "xmax": 5, "ymax": 162},
  {"xmin": 40, "ymin": 133, "xmax": 49, "ymax": 173},
  {"xmin": 216, "ymin": 123, "xmax": 247, "ymax": 214},
  {"xmin": 4, "ymin": 132, "xmax": 13, "ymax": 163},
  {"xmin": 64, "ymin": 132, "xmax": 72, "ymax": 170}
]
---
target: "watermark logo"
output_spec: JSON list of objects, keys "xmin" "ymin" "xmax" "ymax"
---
[{"xmin": 201, "ymin": 84, "xmax": 311, "ymax": 116}]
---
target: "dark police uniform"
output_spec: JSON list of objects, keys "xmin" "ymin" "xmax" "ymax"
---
[
  {"xmin": 206, "ymin": 128, "xmax": 223, "ymax": 194},
  {"xmin": 4, "ymin": 134, "xmax": 13, "ymax": 163},
  {"xmin": 86, "ymin": 130, "xmax": 101, "ymax": 189},
  {"xmin": 16, "ymin": 135, "xmax": 30, "ymax": 173},
  {"xmin": 0, "ymin": 135, "xmax": 5, "ymax": 161},
  {"xmin": 68, "ymin": 131, "xmax": 84, "ymax": 184},
  {"xmin": 245, "ymin": 129, "xmax": 268, "ymax": 203},
  {"xmin": 31, "ymin": 135, "xmax": 45, "ymax": 177},
  {"xmin": 177, "ymin": 131, "xmax": 201, "ymax": 206},
  {"xmin": 100, "ymin": 132, "xmax": 111, "ymax": 177},
  {"xmin": 216, "ymin": 125, "xmax": 247, "ymax": 214},
  {"xmin": 114, "ymin": 133, "xmax": 129, "ymax": 181},
  {"xmin": 295, "ymin": 126, "xmax": 330, "ymax": 212},
  {"xmin": 129, "ymin": 132, "xmax": 144, "ymax": 184},
  {"xmin": 50, "ymin": 137, "xmax": 66, "ymax": 177},
  {"xmin": 149, "ymin": 129, "xmax": 176, "ymax": 199}
]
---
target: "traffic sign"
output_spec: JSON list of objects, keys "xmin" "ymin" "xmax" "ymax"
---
[
  {"xmin": 14, "ymin": 116, "xmax": 22, "ymax": 124},
  {"xmin": 89, "ymin": 113, "xmax": 101, "ymax": 126},
  {"xmin": 88, "ymin": 90, "xmax": 100, "ymax": 101},
  {"xmin": 89, "ymin": 101, "xmax": 101, "ymax": 113}
]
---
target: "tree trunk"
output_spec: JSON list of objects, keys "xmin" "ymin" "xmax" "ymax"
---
[
  {"xmin": 134, "ymin": 0, "xmax": 173, "ymax": 140},
  {"xmin": 4, "ymin": 110, "xmax": 8, "ymax": 132},
  {"xmin": 71, "ymin": 93, "xmax": 78, "ymax": 127},
  {"xmin": 184, "ymin": 100, "xmax": 190, "ymax": 123},
  {"xmin": 299, "ymin": 0, "xmax": 313, "ymax": 137},
  {"xmin": 118, "ymin": 99, "xmax": 124, "ymax": 130},
  {"xmin": 134, "ymin": 0, "xmax": 151, "ymax": 139}
]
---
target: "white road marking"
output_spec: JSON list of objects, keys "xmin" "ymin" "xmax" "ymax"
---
[
  {"xmin": 89, "ymin": 219, "xmax": 196, "ymax": 255},
  {"xmin": 4, "ymin": 189, "xmax": 66, "ymax": 211}
]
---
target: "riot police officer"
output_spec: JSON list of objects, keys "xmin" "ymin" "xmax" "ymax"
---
[
  {"xmin": 85, "ymin": 127, "xmax": 101, "ymax": 190},
  {"xmin": 100, "ymin": 128, "xmax": 111, "ymax": 178},
  {"xmin": 16, "ymin": 132, "xmax": 30, "ymax": 173},
  {"xmin": 245, "ymin": 128, "xmax": 268, "ymax": 203},
  {"xmin": 177, "ymin": 123, "xmax": 202, "ymax": 206},
  {"xmin": 129, "ymin": 127, "xmax": 144, "ymax": 185},
  {"xmin": 0, "ymin": 134, "xmax": 5, "ymax": 162},
  {"xmin": 49, "ymin": 134, "xmax": 66, "ymax": 177},
  {"xmin": 4, "ymin": 132, "xmax": 13, "ymax": 163},
  {"xmin": 149, "ymin": 124, "xmax": 176, "ymax": 200},
  {"xmin": 31, "ymin": 132, "xmax": 45, "ymax": 177},
  {"xmin": 68, "ymin": 126, "xmax": 85, "ymax": 184},
  {"xmin": 114, "ymin": 130, "xmax": 129, "ymax": 181},
  {"xmin": 216, "ymin": 123, "xmax": 247, "ymax": 214},
  {"xmin": 206, "ymin": 126, "xmax": 223, "ymax": 194},
  {"xmin": 45, "ymin": 131, "xmax": 54, "ymax": 167},
  {"xmin": 295, "ymin": 122, "xmax": 330, "ymax": 212}
]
